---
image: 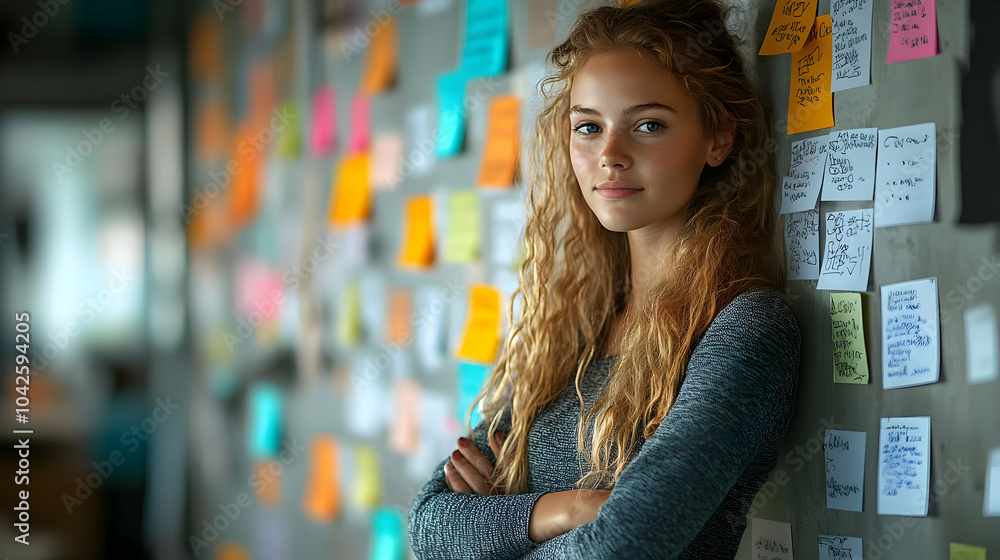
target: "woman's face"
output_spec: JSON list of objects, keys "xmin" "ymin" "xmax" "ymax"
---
[{"xmin": 568, "ymin": 47, "xmax": 730, "ymax": 234}]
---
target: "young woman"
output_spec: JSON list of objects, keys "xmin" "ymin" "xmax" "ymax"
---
[{"xmin": 408, "ymin": 0, "xmax": 801, "ymax": 558}]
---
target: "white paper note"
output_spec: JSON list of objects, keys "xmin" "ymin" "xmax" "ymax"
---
[
  {"xmin": 781, "ymin": 136, "xmax": 827, "ymax": 213},
  {"xmin": 831, "ymin": 0, "xmax": 874, "ymax": 92},
  {"xmin": 818, "ymin": 535, "xmax": 863, "ymax": 559},
  {"xmin": 751, "ymin": 518, "xmax": 794, "ymax": 560},
  {"xmin": 986, "ymin": 448, "xmax": 1000, "ymax": 517},
  {"xmin": 877, "ymin": 416, "xmax": 931, "ymax": 516},
  {"xmin": 881, "ymin": 277, "xmax": 940, "ymax": 389},
  {"xmin": 964, "ymin": 304, "xmax": 998, "ymax": 385},
  {"xmin": 823, "ymin": 128, "xmax": 878, "ymax": 201},
  {"xmin": 817, "ymin": 208, "xmax": 873, "ymax": 292},
  {"xmin": 785, "ymin": 209, "xmax": 820, "ymax": 281},
  {"xmin": 825, "ymin": 429, "xmax": 867, "ymax": 512},
  {"xmin": 874, "ymin": 123, "xmax": 936, "ymax": 227}
]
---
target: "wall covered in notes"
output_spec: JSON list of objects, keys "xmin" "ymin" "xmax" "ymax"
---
[{"xmin": 181, "ymin": 0, "xmax": 999, "ymax": 559}]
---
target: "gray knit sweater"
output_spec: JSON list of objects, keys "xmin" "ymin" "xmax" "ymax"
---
[{"xmin": 407, "ymin": 286, "xmax": 801, "ymax": 559}]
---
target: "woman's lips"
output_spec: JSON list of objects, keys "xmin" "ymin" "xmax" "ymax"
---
[{"xmin": 595, "ymin": 181, "xmax": 642, "ymax": 199}]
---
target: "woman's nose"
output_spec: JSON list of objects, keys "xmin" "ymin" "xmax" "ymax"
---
[{"xmin": 599, "ymin": 133, "xmax": 632, "ymax": 170}]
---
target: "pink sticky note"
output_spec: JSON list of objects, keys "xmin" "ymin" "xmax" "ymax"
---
[
  {"xmin": 348, "ymin": 95, "xmax": 370, "ymax": 154},
  {"xmin": 886, "ymin": 0, "xmax": 938, "ymax": 63},
  {"xmin": 310, "ymin": 86, "xmax": 335, "ymax": 156}
]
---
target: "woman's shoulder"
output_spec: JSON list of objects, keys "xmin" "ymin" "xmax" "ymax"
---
[{"xmin": 701, "ymin": 285, "xmax": 802, "ymax": 354}]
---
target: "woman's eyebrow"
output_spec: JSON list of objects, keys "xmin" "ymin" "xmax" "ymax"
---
[{"xmin": 569, "ymin": 102, "xmax": 678, "ymax": 116}]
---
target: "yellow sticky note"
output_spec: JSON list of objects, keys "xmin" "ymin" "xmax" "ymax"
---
[
  {"xmin": 951, "ymin": 543, "xmax": 987, "ymax": 560},
  {"xmin": 477, "ymin": 95, "xmax": 520, "ymax": 188},
  {"xmin": 456, "ymin": 284, "xmax": 502, "ymax": 363},
  {"xmin": 303, "ymin": 435, "xmax": 342, "ymax": 521},
  {"xmin": 787, "ymin": 14, "xmax": 834, "ymax": 135},
  {"xmin": 759, "ymin": 0, "xmax": 818, "ymax": 55},
  {"xmin": 398, "ymin": 195, "xmax": 435, "ymax": 268},
  {"xmin": 354, "ymin": 445, "xmax": 380, "ymax": 510},
  {"xmin": 444, "ymin": 190, "xmax": 481, "ymax": 263},
  {"xmin": 360, "ymin": 18, "xmax": 398, "ymax": 95},
  {"xmin": 831, "ymin": 292, "xmax": 869, "ymax": 384},
  {"xmin": 327, "ymin": 152, "xmax": 371, "ymax": 227},
  {"xmin": 337, "ymin": 279, "xmax": 362, "ymax": 347},
  {"xmin": 389, "ymin": 379, "xmax": 421, "ymax": 454},
  {"xmin": 385, "ymin": 287, "xmax": 412, "ymax": 344}
]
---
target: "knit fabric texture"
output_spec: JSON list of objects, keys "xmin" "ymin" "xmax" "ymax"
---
[{"xmin": 407, "ymin": 286, "xmax": 801, "ymax": 559}]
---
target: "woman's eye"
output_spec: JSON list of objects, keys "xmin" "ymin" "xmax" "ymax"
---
[
  {"xmin": 639, "ymin": 121, "xmax": 662, "ymax": 133},
  {"xmin": 573, "ymin": 123, "xmax": 600, "ymax": 135}
]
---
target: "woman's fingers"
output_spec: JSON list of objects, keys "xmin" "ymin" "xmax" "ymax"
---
[
  {"xmin": 443, "ymin": 461, "xmax": 472, "ymax": 493},
  {"xmin": 489, "ymin": 431, "xmax": 506, "ymax": 460},
  {"xmin": 449, "ymin": 449, "xmax": 494, "ymax": 494},
  {"xmin": 455, "ymin": 437, "xmax": 494, "ymax": 480}
]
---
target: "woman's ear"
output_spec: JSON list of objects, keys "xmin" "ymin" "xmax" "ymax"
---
[{"xmin": 707, "ymin": 128, "xmax": 734, "ymax": 167}]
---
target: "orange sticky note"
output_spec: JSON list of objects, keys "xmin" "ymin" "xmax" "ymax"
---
[
  {"xmin": 385, "ymin": 288, "xmax": 412, "ymax": 344},
  {"xmin": 195, "ymin": 97, "xmax": 229, "ymax": 161},
  {"xmin": 216, "ymin": 542, "xmax": 250, "ymax": 560},
  {"xmin": 250, "ymin": 60, "xmax": 275, "ymax": 130},
  {"xmin": 477, "ymin": 95, "xmax": 520, "ymax": 189},
  {"xmin": 252, "ymin": 459, "xmax": 281, "ymax": 507},
  {"xmin": 455, "ymin": 284, "xmax": 502, "ymax": 363},
  {"xmin": 327, "ymin": 153, "xmax": 371, "ymax": 227},
  {"xmin": 303, "ymin": 435, "xmax": 342, "ymax": 521},
  {"xmin": 389, "ymin": 379, "xmax": 421, "ymax": 454},
  {"xmin": 758, "ymin": 0, "xmax": 818, "ymax": 55},
  {"xmin": 189, "ymin": 15, "xmax": 223, "ymax": 80},
  {"xmin": 398, "ymin": 195, "xmax": 435, "ymax": 268},
  {"xmin": 229, "ymin": 123, "xmax": 262, "ymax": 229},
  {"xmin": 360, "ymin": 18, "xmax": 398, "ymax": 95},
  {"xmin": 787, "ymin": 15, "xmax": 834, "ymax": 136}
]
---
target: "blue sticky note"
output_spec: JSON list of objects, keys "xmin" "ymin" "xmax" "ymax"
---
[
  {"xmin": 370, "ymin": 507, "xmax": 405, "ymax": 560},
  {"xmin": 436, "ymin": 70, "xmax": 468, "ymax": 158},
  {"xmin": 248, "ymin": 383, "xmax": 282, "ymax": 458},
  {"xmin": 460, "ymin": 0, "xmax": 509, "ymax": 78},
  {"xmin": 457, "ymin": 361, "xmax": 490, "ymax": 427}
]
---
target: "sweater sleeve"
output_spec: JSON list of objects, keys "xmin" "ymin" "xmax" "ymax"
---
[
  {"xmin": 522, "ymin": 289, "xmax": 801, "ymax": 559},
  {"xmin": 407, "ymin": 404, "xmax": 547, "ymax": 560}
]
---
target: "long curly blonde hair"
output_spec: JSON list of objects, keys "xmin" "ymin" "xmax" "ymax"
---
[{"xmin": 467, "ymin": 0, "xmax": 786, "ymax": 494}]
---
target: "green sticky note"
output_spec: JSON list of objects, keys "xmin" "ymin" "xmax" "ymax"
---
[
  {"xmin": 443, "ymin": 190, "xmax": 481, "ymax": 263},
  {"xmin": 276, "ymin": 99, "xmax": 301, "ymax": 159},
  {"xmin": 337, "ymin": 280, "xmax": 361, "ymax": 347},
  {"xmin": 830, "ymin": 292, "xmax": 869, "ymax": 384},
  {"xmin": 950, "ymin": 543, "xmax": 987, "ymax": 560}
]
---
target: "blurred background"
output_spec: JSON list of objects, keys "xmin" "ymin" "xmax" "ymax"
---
[{"xmin": 0, "ymin": 0, "xmax": 998, "ymax": 559}]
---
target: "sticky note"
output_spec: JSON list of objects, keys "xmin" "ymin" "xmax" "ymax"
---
[
  {"xmin": 444, "ymin": 190, "xmax": 481, "ymax": 263},
  {"xmin": 348, "ymin": 95, "xmax": 371, "ymax": 153},
  {"xmin": 229, "ymin": 123, "xmax": 262, "ymax": 229},
  {"xmin": 398, "ymin": 195, "xmax": 435, "ymax": 268},
  {"xmin": 457, "ymin": 361, "xmax": 490, "ymax": 427},
  {"xmin": 751, "ymin": 517, "xmax": 793, "ymax": 560},
  {"xmin": 877, "ymin": 416, "xmax": 931, "ymax": 516},
  {"xmin": 354, "ymin": 445, "xmax": 380, "ymax": 510},
  {"xmin": 275, "ymin": 99, "xmax": 301, "ymax": 159},
  {"xmin": 477, "ymin": 95, "xmax": 520, "ymax": 188},
  {"xmin": 309, "ymin": 86, "xmax": 336, "ymax": 156},
  {"xmin": 887, "ymin": 0, "xmax": 938, "ymax": 64},
  {"xmin": 385, "ymin": 287, "xmax": 412, "ymax": 343},
  {"xmin": 252, "ymin": 459, "xmax": 281, "ymax": 506},
  {"xmin": 195, "ymin": 97, "xmax": 228, "ymax": 161},
  {"xmin": 874, "ymin": 123, "xmax": 936, "ymax": 227},
  {"xmin": 189, "ymin": 15, "xmax": 223, "ymax": 80},
  {"xmin": 781, "ymin": 136, "xmax": 827, "ymax": 213},
  {"xmin": 985, "ymin": 447, "xmax": 1000, "ymax": 516},
  {"xmin": 371, "ymin": 508, "xmax": 406, "ymax": 560},
  {"xmin": 327, "ymin": 152, "xmax": 371, "ymax": 227},
  {"xmin": 459, "ymin": 0, "xmax": 509, "ymax": 78},
  {"xmin": 830, "ymin": 293, "xmax": 869, "ymax": 384},
  {"xmin": 880, "ymin": 277, "xmax": 940, "ymax": 389},
  {"xmin": 389, "ymin": 379, "xmax": 421, "ymax": 454},
  {"xmin": 817, "ymin": 208, "xmax": 873, "ymax": 292},
  {"xmin": 965, "ymin": 304, "xmax": 999, "ymax": 385},
  {"xmin": 414, "ymin": 286, "xmax": 448, "ymax": 370},
  {"xmin": 250, "ymin": 60, "xmax": 276, "ymax": 130},
  {"xmin": 407, "ymin": 104, "xmax": 435, "ymax": 176},
  {"xmin": 823, "ymin": 128, "xmax": 878, "ymax": 201},
  {"xmin": 337, "ymin": 279, "xmax": 362, "ymax": 347},
  {"xmin": 360, "ymin": 18, "xmax": 398, "ymax": 95},
  {"xmin": 788, "ymin": 14, "xmax": 834, "ymax": 135},
  {"xmin": 436, "ymin": 70, "xmax": 468, "ymax": 158},
  {"xmin": 371, "ymin": 132, "xmax": 403, "ymax": 191},
  {"xmin": 303, "ymin": 435, "xmax": 342, "ymax": 521},
  {"xmin": 824, "ymin": 429, "xmax": 866, "ymax": 511},
  {"xmin": 490, "ymin": 199, "xmax": 525, "ymax": 266},
  {"xmin": 346, "ymin": 378, "xmax": 388, "ymax": 435},
  {"xmin": 759, "ymin": 0, "xmax": 818, "ymax": 55},
  {"xmin": 217, "ymin": 542, "xmax": 251, "ymax": 560},
  {"xmin": 831, "ymin": 0, "xmax": 873, "ymax": 92},
  {"xmin": 455, "ymin": 284, "xmax": 502, "ymax": 363},
  {"xmin": 785, "ymin": 209, "xmax": 820, "ymax": 281},
  {"xmin": 248, "ymin": 383, "xmax": 282, "ymax": 458},
  {"xmin": 818, "ymin": 536, "xmax": 862, "ymax": 559},
  {"xmin": 950, "ymin": 543, "xmax": 987, "ymax": 560}
]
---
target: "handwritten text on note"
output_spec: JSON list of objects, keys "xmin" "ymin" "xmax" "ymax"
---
[
  {"xmin": 878, "ymin": 416, "xmax": 931, "ymax": 516},
  {"xmin": 817, "ymin": 208, "xmax": 873, "ymax": 292},
  {"xmin": 880, "ymin": 277, "xmax": 939, "ymax": 389}
]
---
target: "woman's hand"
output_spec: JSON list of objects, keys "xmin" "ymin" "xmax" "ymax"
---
[{"xmin": 443, "ymin": 431, "xmax": 506, "ymax": 495}]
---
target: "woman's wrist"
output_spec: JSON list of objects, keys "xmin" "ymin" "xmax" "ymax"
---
[{"xmin": 528, "ymin": 491, "xmax": 575, "ymax": 543}]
